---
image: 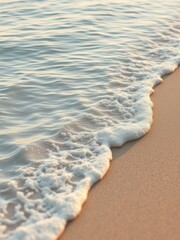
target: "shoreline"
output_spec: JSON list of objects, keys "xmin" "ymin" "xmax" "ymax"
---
[{"xmin": 59, "ymin": 67, "xmax": 180, "ymax": 240}]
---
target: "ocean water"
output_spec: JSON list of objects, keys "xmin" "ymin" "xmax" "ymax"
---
[{"xmin": 0, "ymin": 0, "xmax": 179, "ymax": 239}]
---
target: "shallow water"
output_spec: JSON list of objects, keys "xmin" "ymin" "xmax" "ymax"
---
[{"xmin": 0, "ymin": 0, "xmax": 179, "ymax": 239}]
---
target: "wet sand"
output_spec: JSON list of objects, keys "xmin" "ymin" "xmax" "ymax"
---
[{"xmin": 60, "ymin": 67, "xmax": 180, "ymax": 240}]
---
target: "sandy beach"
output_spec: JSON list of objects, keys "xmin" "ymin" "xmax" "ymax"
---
[{"xmin": 60, "ymin": 67, "xmax": 180, "ymax": 240}]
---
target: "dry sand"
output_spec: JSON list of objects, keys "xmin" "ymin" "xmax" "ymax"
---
[{"xmin": 60, "ymin": 67, "xmax": 180, "ymax": 240}]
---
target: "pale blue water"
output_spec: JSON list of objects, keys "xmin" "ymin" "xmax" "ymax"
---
[{"xmin": 0, "ymin": 0, "xmax": 179, "ymax": 239}]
